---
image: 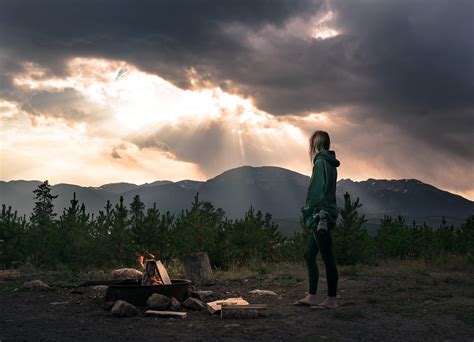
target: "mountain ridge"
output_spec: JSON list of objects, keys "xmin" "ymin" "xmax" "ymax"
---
[{"xmin": 1, "ymin": 166, "xmax": 473, "ymax": 235}]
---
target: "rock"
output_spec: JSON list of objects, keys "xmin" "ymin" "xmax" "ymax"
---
[
  {"xmin": 170, "ymin": 297, "xmax": 182, "ymax": 311},
  {"xmin": 111, "ymin": 300, "xmax": 138, "ymax": 317},
  {"xmin": 23, "ymin": 280, "xmax": 49, "ymax": 291},
  {"xmin": 92, "ymin": 285, "xmax": 108, "ymax": 306},
  {"xmin": 92, "ymin": 285, "xmax": 108, "ymax": 291},
  {"xmin": 70, "ymin": 289, "xmax": 84, "ymax": 294},
  {"xmin": 183, "ymin": 297, "xmax": 205, "ymax": 311},
  {"xmin": 103, "ymin": 301, "xmax": 115, "ymax": 311},
  {"xmin": 146, "ymin": 293, "xmax": 171, "ymax": 310},
  {"xmin": 110, "ymin": 268, "xmax": 142, "ymax": 281},
  {"xmin": 248, "ymin": 289, "xmax": 278, "ymax": 296},
  {"xmin": 191, "ymin": 290, "xmax": 214, "ymax": 302}
]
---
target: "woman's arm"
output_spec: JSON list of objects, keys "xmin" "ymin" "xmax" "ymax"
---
[{"xmin": 306, "ymin": 159, "xmax": 327, "ymax": 210}]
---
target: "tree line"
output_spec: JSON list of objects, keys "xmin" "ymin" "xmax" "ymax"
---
[{"xmin": 0, "ymin": 181, "xmax": 473, "ymax": 269}]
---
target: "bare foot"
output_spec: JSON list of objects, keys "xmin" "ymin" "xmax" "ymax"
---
[
  {"xmin": 311, "ymin": 296, "xmax": 338, "ymax": 309},
  {"xmin": 294, "ymin": 294, "xmax": 319, "ymax": 306}
]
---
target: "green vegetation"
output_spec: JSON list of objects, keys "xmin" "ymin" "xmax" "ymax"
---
[{"xmin": 0, "ymin": 180, "xmax": 473, "ymax": 270}]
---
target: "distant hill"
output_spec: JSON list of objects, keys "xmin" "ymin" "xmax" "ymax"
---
[
  {"xmin": 96, "ymin": 182, "xmax": 139, "ymax": 194},
  {"xmin": 336, "ymin": 178, "xmax": 474, "ymax": 234},
  {"xmin": 1, "ymin": 166, "xmax": 473, "ymax": 236}
]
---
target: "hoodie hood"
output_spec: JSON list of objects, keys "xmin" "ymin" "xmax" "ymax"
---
[{"xmin": 314, "ymin": 150, "xmax": 340, "ymax": 167}]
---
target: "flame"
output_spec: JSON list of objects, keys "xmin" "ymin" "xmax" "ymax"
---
[
  {"xmin": 146, "ymin": 252, "xmax": 155, "ymax": 260},
  {"xmin": 137, "ymin": 255, "xmax": 145, "ymax": 269}
]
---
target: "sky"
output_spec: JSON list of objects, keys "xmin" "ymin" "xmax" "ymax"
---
[{"xmin": 0, "ymin": 0, "xmax": 473, "ymax": 200}]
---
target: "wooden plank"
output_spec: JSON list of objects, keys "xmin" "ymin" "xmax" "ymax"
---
[
  {"xmin": 207, "ymin": 297, "xmax": 249, "ymax": 314},
  {"xmin": 145, "ymin": 310, "xmax": 187, "ymax": 319},
  {"xmin": 156, "ymin": 260, "xmax": 172, "ymax": 285},
  {"xmin": 221, "ymin": 304, "xmax": 268, "ymax": 310}
]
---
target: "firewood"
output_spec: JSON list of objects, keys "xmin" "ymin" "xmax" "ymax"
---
[
  {"xmin": 156, "ymin": 260, "xmax": 171, "ymax": 285},
  {"xmin": 206, "ymin": 297, "xmax": 249, "ymax": 314},
  {"xmin": 145, "ymin": 310, "xmax": 187, "ymax": 319},
  {"xmin": 142, "ymin": 259, "xmax": 158, "ymax": 285}
]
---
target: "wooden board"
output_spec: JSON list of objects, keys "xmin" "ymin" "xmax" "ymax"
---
[
  {"xmin": 156, "ymin": 260, "xmax": 172, "ymax": 285},
  {"xmin": 221, "ymin": 304, "xmax": 268, "ymax": 310},
  {"xmin": 206, "ymin": 297, "xmax": 249, "ymax": 314},
  {"xmin": 145, "ymin": 310, "xmax": 187, "ymax": 319}
]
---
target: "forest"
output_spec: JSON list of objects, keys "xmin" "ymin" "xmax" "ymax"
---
[{"xmin": 1, "ymin": 180, "xmax": 473, "ymax": 270}]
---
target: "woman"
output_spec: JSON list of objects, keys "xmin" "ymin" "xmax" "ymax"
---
[{"xmin": 296, "ymin": 130, "xmax": 340, "ymax": 309}]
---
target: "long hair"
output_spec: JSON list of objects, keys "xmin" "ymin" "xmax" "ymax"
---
[{"xmin": 309, "ymin": 130, "xmax": 330, "ymax": 161}]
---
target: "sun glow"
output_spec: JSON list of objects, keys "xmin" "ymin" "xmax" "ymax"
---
[
  {"xmin": 311, "ymin": 1, "xmax": 340, "ymax": 40},
  {"xmin": 4, "ymin": 57, "xmax": 327, "ymax": 182}
]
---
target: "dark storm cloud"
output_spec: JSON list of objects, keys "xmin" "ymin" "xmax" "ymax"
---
[
  {"xmin": 0, "ymin": 0, "xmax": 320, "ymax": 87},
  {"xmin": 1, "ymin": 0, "xmax": 471, "ymax": 113},
  {"xmin": 1, "ymin": 1, "xmax": 473, "ymax": 168}
]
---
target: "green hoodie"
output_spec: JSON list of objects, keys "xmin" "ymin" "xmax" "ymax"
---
[{"xmin": 301, "ymin": 149, "xmax": 340, "ymax": 229}]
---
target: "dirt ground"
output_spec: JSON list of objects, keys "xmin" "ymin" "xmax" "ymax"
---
[{"xmin": 1, "ymin": 260, "xmax": 473, "ymax": 341}]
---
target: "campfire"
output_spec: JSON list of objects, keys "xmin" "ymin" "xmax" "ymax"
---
[
  {"xmin": 137, "ymin": 253, "xmax": 171, "ymax": 286},
  {"xmin": 80, "ymin": 251, "xmax": 267, "ymax": 319}
]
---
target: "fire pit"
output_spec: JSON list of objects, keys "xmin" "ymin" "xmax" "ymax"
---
[{"xmin": 106, "ymin": 279, "xmax": 191, "ymax": 306}]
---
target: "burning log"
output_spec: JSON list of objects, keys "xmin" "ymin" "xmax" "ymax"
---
[
  {"xmin": 138, "ymin": 254, "xmax": 171, "ymax": 285},
  {"xmin": 142, "ymin": 259, "xmax": 163, "ymax": 285}
]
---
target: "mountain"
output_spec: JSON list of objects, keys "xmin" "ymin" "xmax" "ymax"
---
[
  {"xmin": 198, "ymin": 166, "xmax": 308, "ymax": 219},
  {"xmin": 1, "ymin": 166, "xmax": 473, "ymax": 236},
  {"xmin": 96, "ymin": 182, "xmax": 139, "ymax": 194},
  {"xmin": 336, "ymin": 178, "xmax": 473, "ymax": 219},
  {"xmin": 336, "ymin": 178, "xmax": 474, "ymax": 233},
  {"xmin": 0, "ymin": 180, "xmax": 42, "ymax": 217}
]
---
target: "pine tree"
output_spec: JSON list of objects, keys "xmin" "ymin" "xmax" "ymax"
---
[
  {"xmin": 434, "ymin": 217, "xmax": 456, "ymax": 255},
  {"xmin": 130, "ymin": 195, "xmax": 145, "ymax": 227},
  {"xmin": 30, "ymin": 180, "xmax": 57, "ymax": 228},
  {"xmin": 172, "ymin": 193, "xmax": 224, "ymax": 264},
  {"xmin": 457, "ymin": 215, "xmax": 474, "ymax": 259},
  {"xmin": 27, "ymin": 180, "xmax": 59, "ymax": 265},
  {"xmin": 110, "ymin": 196, "xmax": 131, "ymax": 264},
  {"xmin": 136, "ymin": 203, "xmax": 174, "ymax": 259},
  {"xmin": 57, "ymin": 192, "xmax": 90, "ymax": 266},
  {"xmin": 375, "ymin": 216, "xmax": 411, "ymax": 258},
  {"xmin": 222, "ymin": 206, "xmax": 286, "ymax": 266},
  {"xmin": 89, "ymin": 200, "xmax": 115, "ymax": 265},
  {"xmin": 333, "ymin": 192, "xmax": 373, "ymax": 264},
  {"xmin": 0, "ymin": 205, "xmax": 27, "ymax": 266},
  {"xmin": 130, "ymin": 194, "xmax": 145, "ymax": 250}
]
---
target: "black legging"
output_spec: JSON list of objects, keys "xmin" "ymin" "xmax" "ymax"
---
[{"xmin": 304, "ymin": 222, "xmax": 338, "ymax": 297}]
